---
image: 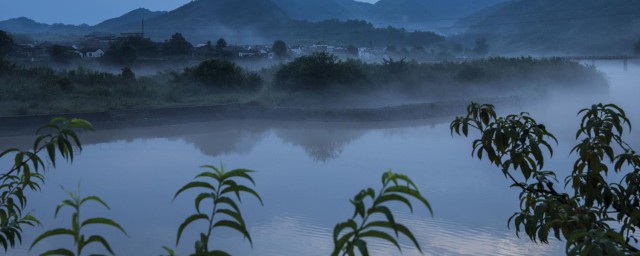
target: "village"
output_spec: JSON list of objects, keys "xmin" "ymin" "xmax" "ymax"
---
[{"xmin": 8, "ymin": 30, "xmax": 397, "ymax": 65}]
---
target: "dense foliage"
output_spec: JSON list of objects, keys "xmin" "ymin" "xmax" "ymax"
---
[
  {"xmin": 0, "ymin": 118, "xmax": 92, "ymax": 252},
  {"xmin": 274, "ymin": 52, "xmax": 368, "ymax": 92},
  {"xmin": 451, "ymin": 102, "xmax": 640, "ymax": 255},
  {"xmin": 0, "ymin": 56, "xmax": 608, "ymax": 115},
  {"xmin": 181, "ymin": 59, "xmax": 263, "ymax": 91},
  {"xmin": 0, "ymin": 30, "xmax": 13, "ymax": 57}
]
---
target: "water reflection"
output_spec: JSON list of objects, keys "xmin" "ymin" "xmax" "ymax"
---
[{"xmin": 1, "ymin": 119, "xmax": 450, "ymax": 162}]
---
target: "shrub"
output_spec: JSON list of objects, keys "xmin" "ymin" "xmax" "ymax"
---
[
  {"xmin": 183, "ymin": 59, "xmax": 263, "ymax": 91},
  {"xmin": 273, "ymin": 52, "xmax": 368, "ymax": 92}
]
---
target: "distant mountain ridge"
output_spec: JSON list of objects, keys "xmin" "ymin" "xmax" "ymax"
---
[
  {"xmin": 0, "ymin": 0, "xmax": 507, "ymax": 38},
  {"xmin": 457, "ymin": 0, "xmax": 640, "ymax": 54},
  {"xmin": 93, "ymin": 8, "xmax": 166, "ymax": 33}
]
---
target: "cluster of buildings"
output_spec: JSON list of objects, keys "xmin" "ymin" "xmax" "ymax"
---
[{"xmin": 11, "ymin": 31, "xmax": 386, "ymax": 62}]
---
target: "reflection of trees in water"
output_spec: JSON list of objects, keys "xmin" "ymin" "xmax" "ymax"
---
[
  {"xmin": 275, "ymin": 128, "xmax": 365, "ymax": 162},
  {"xmin": 180, "ymin": 129, "xmax": 267, "ymax": 157}
]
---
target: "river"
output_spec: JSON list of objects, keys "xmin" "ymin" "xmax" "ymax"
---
[{"xmin": 3, "ymin": 61, "xmax": 639, "ymax": 256}]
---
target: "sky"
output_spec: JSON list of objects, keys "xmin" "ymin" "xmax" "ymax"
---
[{"xmin": 0, "ymin": 0, "xmax": 379, "ymax": 25}]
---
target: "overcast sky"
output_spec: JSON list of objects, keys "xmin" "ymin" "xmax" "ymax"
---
[{"xmin": 0, "ymin": 0, "xmax": 379, "ymax": 25}]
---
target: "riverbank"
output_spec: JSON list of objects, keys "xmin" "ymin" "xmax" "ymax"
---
[{"xmin": 0, "ymin": 96, "xmax": 525, "ymax": 136}]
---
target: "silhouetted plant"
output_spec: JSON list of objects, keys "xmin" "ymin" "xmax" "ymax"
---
[
  {"xmin": 332, "ymin": 170, "xmax": 432, "ymax": 256},
  {"xmin": 0, "ymin": 117, "xmax": 92, "ymax": 252},
  {"xmin": 30, "ymin": 185, "xmax": 127, "ymax": 255},
  {"xmin": 451, "ymin": 102, "xmax": 640, "ymax": 255},
  {"xmin": 173, "ymin": 165, "xmax": 263, "ymax": 255}
]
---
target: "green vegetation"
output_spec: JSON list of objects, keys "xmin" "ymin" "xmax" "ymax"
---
[
  {"xmin": 180, "ymin": 59, "xmax": 263, "ymax": 91},
  {"xmin": 173, "ymin": 165, "xmax": 262, "ymax": 255},
  {"xmin": 451, "ymin": 102, "xmax": 640, "ymax": 255},
  {"xmin": 0, "ymin": 117, "xmax": 92, "ymax": 252},
  {"xmin": 103, "ymin": 36, "xmax": 157, "ymax": 65},
  {"xmin": 332, "ymin": 170, "xmax": 432, "ymax": 256},
  {"xmin": 0, "ymin": 54, "xmax": 607, "ymax": 116},
  {"xmin": 0, "ymin": 30, "xmax": 13, "ymax": 57},
  {"xmin": 274, "ymin": 52, "xmax": 368, "ymax": 92},
  {"xmin": 271, "ymin": 40, "xmax": 288, "ymax": 59},
  {"xmin": 30, "ymin": 186, "xmax": 127, "ymax": 255},
  {"xmin": 163, "ymin": 33, "xmax": 193, "ymax": 56}
]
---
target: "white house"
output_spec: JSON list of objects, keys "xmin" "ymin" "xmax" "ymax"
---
[{"xmin": 80, "ymin": 48, "xmax": 105, "ymax": 59}]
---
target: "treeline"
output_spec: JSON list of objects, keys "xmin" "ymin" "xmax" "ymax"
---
[{"xmin": 0, "ymin": 53, "xmax": 608, "ymax": 115}]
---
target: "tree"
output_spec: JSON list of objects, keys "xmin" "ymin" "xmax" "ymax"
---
[
  {"xmin": 121, "ymin": 67, "xmax": 135, "ymax": 81},
  {"xmin": 49, "ymin": 45, "xmax": 78, "ymax": 65},
  {"xmin": 272, "ymin": 39, "xmax": 288, "ymax": 59},
  {"xmin": 634, "ymin": 39, "xmax": 640, "ymax": 56},
  {"xmin": 215, "ymin": 38, "xmax": 227, "ymax": 51},
  {"xmin": 183, "ymin": 59, "xmax": 262, "ymax": 91},
  {"xmin": 0, "ymin": 30, "xmax": 13, "ymax": 57},
  {"xmin": 451, "ymin": 102, "xmax": 640, "ymax": 255},
  {"xmin": 473, "ymin": 37, "xmax": 489, "ymax": 56},
  {"xmin": 103, "ymin": 41, "xmax": 137, "ymax": 65},
  {"xmin": 163, "ymin": 33, "xmax": 192, "ymax": 56},
  {"xmin": 273, "ymin": 52, "xmax": 367, "ymax": 92},
  {"xmin": 347, "ymin": 45, "xmax": 358, "ymax": 57}
]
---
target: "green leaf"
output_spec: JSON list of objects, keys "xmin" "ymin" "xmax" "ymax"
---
[
  {"xmin": 80, "ymin": 196, "xmax": 110, "ymax": 210},
  {"xmin": 354, "ymin": 239, "xmax": 369, "ymax": 256},
  {"xmin": 81, "ymin": 217, "xmax": 127, "ymax": 235},
  {"xmin": 40, "ymin": 248, "xmax": 75, "ymax": 256},
  {"xmin": 365, "ymin": 221, "xmax": 422, "ymax": 252},
  {"xmin": 176, "ymin": 214, "xmax": 208, "ymax": 246},
  {"xmin": 220, "ymin": 185, "xmax": 263, "ymax": 205},
  {"xmin": 221, "ymin": 169, "xmax": 256, "ymax": 185},
  {"xmin": 30, "ymin": 228, "xmax": 74, "ymax": 249},
  {"xmin": 384, "ymin": 186, "xmax": 432, "ymax": 216},
  {"xmin": 213, "ymin": 220, "xmax": 253, "ymax": 245},
  {"xmin": 367, "ymin": 206, "xmax": 398, "ymax": 235},
  {"xmin": 195, "ymin": 192, "xmax": 213, "ymax": 213},
  {"xmin": 374, "ymin": 194, "xmax": 413, "ymax": 212},
  {"xmin": 359, "ymin": 230, "xmax": 401, "ymax": 252},
  {"xmin": 82, "ymin": 235, "xmax": 115, "ymax": 255},
  {"xmin": 174, "ymin": 181, "xmax": 217, "ymax": 200},
  {"xmin": 333, "ymin": 219, "xmax": 357, "ymax": 242}
]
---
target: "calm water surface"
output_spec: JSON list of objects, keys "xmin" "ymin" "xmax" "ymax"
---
[{"xmin": 4, "ymin": 62, "xmax": 639, "ymax": 256}]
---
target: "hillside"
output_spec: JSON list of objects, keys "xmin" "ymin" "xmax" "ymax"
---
[
  {"xmin": 270, "ymin": 0, "xmax": 371, "ymax": 21},
  {"xmin": 368, "ymin": 0, "xmax": 507, "ymax": 31},
  {"xmin": 93, "ymin": 8, "xmax": 166, "ymax": 33},
  {"xmin": 457, "ymin": 0, "xmax": 640, "ymax": 55},
  {"xmin": 141, "ymin": 0, "xmax": 291, "ymax": 43}
]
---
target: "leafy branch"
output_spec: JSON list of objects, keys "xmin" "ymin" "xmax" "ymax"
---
[
  {"xmin": 332, "ymin": 170, "xmax": 432, "ymax": 256},
  {"xmin": 0, "ymin": 117, "xmax": 92, "ymax": 252},
  {"xmin": 173, "ymin": 164, "xmax": 262, "ymax": 256},
  {"xmin": 30, "ymin": 185, "xmax": 127, "ymax": 256},
  {"xmin": 451, "ymin": 102, "xmax": 640, "ymax": 255}
]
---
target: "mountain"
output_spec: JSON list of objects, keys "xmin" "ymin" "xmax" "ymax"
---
[
  {"xmin": 0, "ymin": 17, "xmax": 90, "ymax": 35},
  {"xmin": 368, "ymin": 0, "xmax": 508, "ymax": 31},
  {"xmin": 139, "ymin": 0, "xmax": 291, "ymax": 43},
  {"xmin": 93, "ymin": 8, "xmax": 166, "ymax": 33},
  {"xmin": 270, "ymin": 0, "xmax": 371, "ymax": 21},
  {"xmin": 458, "ymin": 0, "xmax": 640, "ymax": 55}
]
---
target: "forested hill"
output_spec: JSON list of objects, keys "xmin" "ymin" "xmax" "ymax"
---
[
  {"xmin": 457, "ymin": 0, "xmax": 640, "ymax": 55},
  {"xmin": 93, "ymin": 8, "xmax": 166, "ymax": 33}
]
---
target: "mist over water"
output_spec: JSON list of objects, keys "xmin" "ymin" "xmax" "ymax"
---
[{"xmin": 2, "ymin": 62, "xmax": 639, "ymax": 255}]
